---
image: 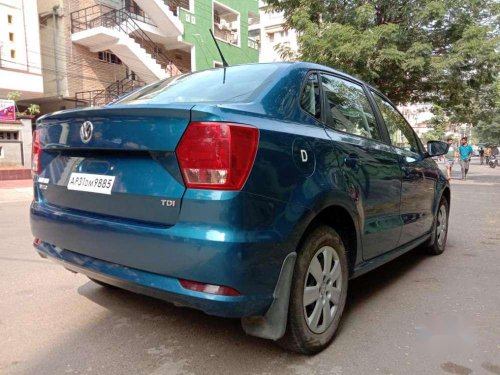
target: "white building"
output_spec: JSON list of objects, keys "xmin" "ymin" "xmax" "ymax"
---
[
  {"xmin": 0, "ymin": 0, "xmax": 44, "ymax": 99},
  {"xmin": 257, "ymin": 0, "xmax": 299, "ymax": 62},
  {"xmin": 398, "ymin": 103, "xmax": 434, "ymax": 138},
  {"xmin": 0, "ymin": 1, "xmax": 42, "ymax": 172}
]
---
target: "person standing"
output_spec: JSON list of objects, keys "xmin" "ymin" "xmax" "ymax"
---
[
  {"xmin": 444, "ymin": 138, "xmax": 457, "ymax": 180},
  {"xmin": 485, "ymin": 147, "xmax": 491, "ymax": 164},
  {"xmin": 479, "ymin": 147, "xmax": 485, "ymax": 165},
  {"xmin": 458, "ymin": 137, "xmax": 474, "ymax": 180}
]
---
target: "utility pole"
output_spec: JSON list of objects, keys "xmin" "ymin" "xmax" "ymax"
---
[{"xmin": 52, "ymin": 5, "xmax": 61, "ymax": 97}]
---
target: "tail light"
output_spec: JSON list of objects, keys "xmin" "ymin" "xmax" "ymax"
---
[
  {"xmin": 179, "ymin": 279, "xmax": 241, "ymax": 296},
  {"xmin": 177, "ymin": 122, "xmax": 259, "ymax": 190},
  {"xmin": 31, "ymin": 129, "xmax": 41, "ymax": 175}
]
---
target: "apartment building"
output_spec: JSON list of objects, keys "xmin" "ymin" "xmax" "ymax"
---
[
  {"xmin": 34, "ymin": 0, "xmax": 259, "ymax": 111},
  {"xmin": 0, "ymin": 0, "xmax": 44, "ymax": 99},
  {"xmin": 0, "ymin": 0, "xmax": 43, "ymax": 171},
  {"xmin": 399, "ymin": 103, "xmax": 434, "ymax": 138},
  {"xmin": 257, "ymin": 0, "xmax": 298, "ymax": 63}
]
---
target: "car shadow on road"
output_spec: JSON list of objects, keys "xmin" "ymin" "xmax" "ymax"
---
[
  {"xmin": 20, "ymin": 249, "xmax": 430, "ymax": 375},
  {"xmin": 342, "ymin": 248, "xmax": 428, "ymax": 323}
]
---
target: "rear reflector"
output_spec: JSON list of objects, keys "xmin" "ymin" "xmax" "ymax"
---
[
  {"xmin": 176, "ymin": 122, "xmax": 259, "ymax": 190},
  {"xmin": 179, "ymin": 279, "xmax": 241, "ymax": 297},
  {"xmin": 31, "ymin": 129, "xmax": 41, "ymax": 176}
]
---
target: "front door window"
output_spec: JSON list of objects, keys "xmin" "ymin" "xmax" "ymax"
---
[{"xmin": 372, "ymin": 93, "xmax": 419, "ymax": 153}]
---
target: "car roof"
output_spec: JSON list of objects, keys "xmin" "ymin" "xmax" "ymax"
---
[{"xmin": 229, "ymin": 61, "xmax": 383, "ymax": 97}]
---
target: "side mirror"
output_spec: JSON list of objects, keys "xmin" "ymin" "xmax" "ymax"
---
[{"xmin": 426, "ymin": 141, "xmax": 450, "ymax": 157}]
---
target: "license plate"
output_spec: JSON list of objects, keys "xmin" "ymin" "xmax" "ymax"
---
[{"xmin": 67, "ymin": 173, "xmax": 115, "ymax": 195}]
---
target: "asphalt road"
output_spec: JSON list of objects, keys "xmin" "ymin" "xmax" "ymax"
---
[{"xmin": 1, "ymin": 159, "xmax": 499, "ymax": 375}]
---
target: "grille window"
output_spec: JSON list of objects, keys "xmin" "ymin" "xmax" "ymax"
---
[
  {"xmin": 165, "ymin": 0, "xmax": 191, "ymax": 12},
  {"xmin": 0, "ymin": 131, "xmax": 19, "ymax": 140},
  {"xmin": 98, "ymin": 51, "xmax": 122, "ymax": 65}
]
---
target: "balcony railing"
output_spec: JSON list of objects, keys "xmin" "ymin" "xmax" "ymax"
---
[{"xmin": 248, "ymin": 37, "xmax": 260, "ymax": 50}]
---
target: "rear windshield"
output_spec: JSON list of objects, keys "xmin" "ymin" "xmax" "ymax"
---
[{"xmin": 115, "ymin": 64, "xmax": 284, "ymax": 105}]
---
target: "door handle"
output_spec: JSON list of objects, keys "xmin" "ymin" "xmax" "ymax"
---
[{"xmin": 344, "ymin": 153, "xmax": 361, "ymax": 169}]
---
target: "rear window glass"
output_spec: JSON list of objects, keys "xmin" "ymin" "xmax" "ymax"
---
[{"xmin": 116, "ymin": 64, "xmax": 283, "ymax": 105}]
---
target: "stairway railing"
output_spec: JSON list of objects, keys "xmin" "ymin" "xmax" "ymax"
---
[
  {"xmin": 70, "ymin": 5, "xmax": 181, "ymax": 75},
  {"xmin": 75, "ymin": 76, "xmax": 146, "ymax": 107}
]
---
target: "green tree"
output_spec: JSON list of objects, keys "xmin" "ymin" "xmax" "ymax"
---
[
  {"xmin": 472, "ymin": 77, "xmax": 500, "ymax": 143},
  {"xmin": 425, "ymin": 105, "xmax": 450, "ymax": 141},
  {"xmin": 266, "ymin": 0, "xmax": 500, "ymax": 114}
]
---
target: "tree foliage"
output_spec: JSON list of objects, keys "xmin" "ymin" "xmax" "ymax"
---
[
  {"xmin": 424, "ymin": 104, "xmax": 450, "ymax": 141},
  {"xmin": 472, "ymin": 77, "xmax": 500, "ymax": 143},
  {"xmin": 266, "ymin": 0, "xmax": 500, "ymax": 120}
]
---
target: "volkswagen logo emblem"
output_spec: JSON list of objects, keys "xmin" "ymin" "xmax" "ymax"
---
[{"xmin": 80, "ymin": 121, "xmax": 93, "ymax": 144}]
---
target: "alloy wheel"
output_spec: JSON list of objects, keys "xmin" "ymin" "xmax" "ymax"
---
[
  {"xmin": 436, "ymin": 204, "xmax": 448, "ymax": 248},
  {"xmin": 303, "ymin": 245, "xmax": 343, "ymax": 334}
]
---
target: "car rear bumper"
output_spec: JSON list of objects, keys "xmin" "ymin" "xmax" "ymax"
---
[
  {"xmin": 34, "ymin": 240, "xmax": 274, "ymax": 318},
  {"xmin": 30, "ymin": 194, "xmax": 300, "ymax": 318}
]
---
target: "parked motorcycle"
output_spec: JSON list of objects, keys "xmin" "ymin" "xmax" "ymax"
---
[{"xmin": 489, "ymin": 154, "xmax": 498, "ymax": 168}]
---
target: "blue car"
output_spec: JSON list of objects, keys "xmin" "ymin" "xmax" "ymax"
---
[{"xmin": 30, "ymin": 62, "xmax": 450, "ymax": 353}]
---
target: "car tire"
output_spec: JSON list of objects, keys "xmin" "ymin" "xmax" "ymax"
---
[
  {"xmin": 88, "ymin": 277, "xmax": 116, "ymax": 288},
  {"xmin": 424, "ymin": 197, "xmax": 449, "ymax": 255},
  {"xmin": 278, "ymin": 225, "xmax": 349, "ymax": 354}
]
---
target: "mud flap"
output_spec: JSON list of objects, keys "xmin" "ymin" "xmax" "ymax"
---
[{"xmin": 241, "ymin": 252, "xmax": 296, "ymax": 340}]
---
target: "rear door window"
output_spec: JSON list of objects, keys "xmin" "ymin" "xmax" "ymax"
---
[
  {"xmin": 300, "ymin": 72, "xmax": 321, "ymax": 120},
  {"xmin": 319, "ymin": 73, "xmax": 382, "ymax": 141}
]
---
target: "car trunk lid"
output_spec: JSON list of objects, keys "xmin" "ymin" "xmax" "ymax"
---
[{"xmin": 35, "ymin": 105, "xmax": 193, "ymax": 226}]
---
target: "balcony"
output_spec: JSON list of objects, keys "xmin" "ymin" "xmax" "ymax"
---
[{"xmin": 213, "ymin": 2, "xmax": 240, "ymax": 47}]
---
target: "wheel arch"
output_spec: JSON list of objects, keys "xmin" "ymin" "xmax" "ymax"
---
[
  {"xmin": 298, "ymin": 204, "xmax": 360, "ymax": 276},
  {"xmin": 442, "ymin": 186, "xmax": 451, "ymax": 208}
]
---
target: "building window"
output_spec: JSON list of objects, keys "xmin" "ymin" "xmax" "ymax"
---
[
  {"xmin": 165, "ymin": 0, "xmax": 191, "ymax": 15},
  {"xmin": 8, "ymin": 15, "xmax": 13, "ymax": 23},
  {"xmin": 98, "ymin": 51, "xmax": 122, "ymax": 65},
  {"xmin": 268, "ymin": 32, "xmax": 274, "ymax": 42},
  {"xmin": 10, "ymin": 50, "xmax": 16, "ymax": 59},
  {"xmin": 270, "ymin": 12, "xmax": 283, "ymax": 21},
  {"xmin": 213, "ymin": 1, "xmax": 240, "ymax": 47},
  {"xmin": 0, "ymin": 131, "xmax": 19, "ymax": 140},
  {"xmin": 248, "ymin": 29, "xmax": 260, "ymax": 50},
  {"xmin": 180, "ymin": 0, "xmax": 191, "ymax": 11},
  {"xmin": 9, "ymin": 33, "xmax": 14, "ymax": 42}
]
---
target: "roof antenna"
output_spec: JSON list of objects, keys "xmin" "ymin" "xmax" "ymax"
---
[{"xmin": 209, "ymin": 29, "xmax": 229, "ymax": 67}]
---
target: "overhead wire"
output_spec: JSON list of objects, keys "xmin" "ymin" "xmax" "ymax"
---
[{"xmin": 0, "ymin": 57, "xmax": 125, "ymax": 86}]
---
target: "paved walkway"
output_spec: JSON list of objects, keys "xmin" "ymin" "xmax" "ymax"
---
[
  {"xmin": 439, "ymin": 156, "xmax": 500, "ymax": 186},
  {"xmin": 0, "ymin": 179, "xmax": 33, "ymax": 203}
]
